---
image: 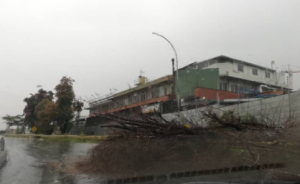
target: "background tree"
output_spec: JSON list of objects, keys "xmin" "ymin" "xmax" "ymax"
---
[
  {"xmin": 73, "ymin": 99, "xmax": 84, "ymax": 126},
  {"xmin": 55, "ymin": 76, "xmax": 83, "ymax": 134},
  {"xmin": 2, "ymin": 114, "xmax": 24, "ymax": 128},
  {"xmin": 23, "ymin": 89, "xmax": 54, "ymax": 129},
  {"xmin": 34, "ymin": 99, "xmax": 57, "ymax": 134}
]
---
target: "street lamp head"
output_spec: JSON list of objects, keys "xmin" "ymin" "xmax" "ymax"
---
[{"xmin": 152, "ymin": 32, "xmax": 160, "ymax": 37}]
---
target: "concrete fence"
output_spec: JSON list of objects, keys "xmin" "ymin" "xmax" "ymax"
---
[
  {"xmin": 69, "ymin": 91, "xmax": 300, "ymax": 135},
  {"xmin": 163, "ymin": 90, "xmax": 300, "ymax": 126}
]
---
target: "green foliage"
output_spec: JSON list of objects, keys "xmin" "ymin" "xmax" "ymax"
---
[
  {"xmin": 34, "ymin": 99, "xmax": 57, "ymax": 134},
  {"xmin": 23, "ymin": 89, "xmax": 54, "ymax": 128},
  {"xmin": 20, "ymin": 76, "xmax": 83, "ymax": 135},
  {"xmin": 2, "ymin": 114, "xmax": 24, "ymax": 127},
  {"xmin": 15, "ymin": 126, "xmax": 25, "ymax": 134},
  {"xmin": 54, "ymin": 76, "xmax": 83, "ymax": 134},
  {"xmin": 35, "ymin": 99, "xmax": 56, "ymax": 123},
  {"xmin": 73, "ymin": 100, "xmax": 84, "ymax": 113}
]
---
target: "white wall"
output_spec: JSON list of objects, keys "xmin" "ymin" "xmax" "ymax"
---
[{"xmin": 202, "ymin": 62, "xmax": 287, "ymax": 89}]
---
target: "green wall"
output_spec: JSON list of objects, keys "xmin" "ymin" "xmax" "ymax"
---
[{"xmin": 177, "ymin": 68, "xmax": 219, "ymax": 98}]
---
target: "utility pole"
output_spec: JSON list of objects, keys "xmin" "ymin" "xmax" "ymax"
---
[{"xmin": 152, "ymin": 32, "xmax": 180, "ymax": 112}]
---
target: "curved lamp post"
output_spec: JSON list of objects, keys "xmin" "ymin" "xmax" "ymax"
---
[{"xmin": 152, "ymin": 32, "xmax": 180, "ymax": 112}]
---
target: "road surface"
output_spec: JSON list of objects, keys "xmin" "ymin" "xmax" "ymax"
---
[{"xmin": 0, "ymin": 137, "xmax": 101, "ymax": 184}]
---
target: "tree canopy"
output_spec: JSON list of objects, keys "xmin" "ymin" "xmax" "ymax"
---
[
  {"xmin": 2, "ymin": 114, "xmax": 24, "ymax": 128},
  {"xmin": 54, "ymin": 76, "xmax": 83, "ymax": 134},
  {"xmin": 23, "ymin": 89, "xmax": 54, "ymax": 128},
  {"xmin": 22, "ymin": 77, "xmax": 83, "ymax": 134}
]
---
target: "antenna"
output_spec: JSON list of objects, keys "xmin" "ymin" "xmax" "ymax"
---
[
  {"xmin": 271, "ymin": 61, "xmax": 275, "ymax": 69},
  {"xmin": 110, "ymin": 88, "xmax": 118, "ymax": 94},
  {"xmin": 140, "ymin": 70, "xmax": 145, "ymax": 76}
]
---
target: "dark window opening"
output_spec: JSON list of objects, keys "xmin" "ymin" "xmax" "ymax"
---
[
  {"xmin": 231, "ymin": 84, "xmax": 238, "ymax": 93},
  {"xmin": 219, "ymin": 82, "xmax": 228, "ymax": 91},
  {"xmin": 252, "ymin": 68, "xmax": 258, "ymax": 75},
  {"xmin": 141, "ymin": 92, "xmax": 145, "ymax": 101},
  {"xmin": 238, "ymin": 64, "xmax": 244, "ymax": 72}
]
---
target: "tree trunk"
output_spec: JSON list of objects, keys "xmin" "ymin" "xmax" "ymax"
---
[{"xmin": 61, "ymin": 121, "xmax": 69, "ymax": 134}]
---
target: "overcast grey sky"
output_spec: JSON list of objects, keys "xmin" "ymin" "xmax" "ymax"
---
[{"xmin": 1, "ymin": 0, "xmax": 300, "ymax": 130}]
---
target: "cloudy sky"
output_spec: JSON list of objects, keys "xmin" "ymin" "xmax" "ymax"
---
[{"xmin": 0, "ymin": 0, "xmax": 299, "ymax": 130}]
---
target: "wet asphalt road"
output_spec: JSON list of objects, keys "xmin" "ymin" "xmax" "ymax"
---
[
  {"xmin": 0, "ymin": 137, "xmax": 103, "ymax": 184},
  {"xmin": 0, "ymin": 137, "xmax": 298, "ymax": 184}
]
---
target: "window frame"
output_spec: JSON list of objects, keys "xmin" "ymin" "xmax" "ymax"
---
[
  {"xmin": 231, "ymin": 84, "xmax": 238, "ymax": 93},
  {"xmin": 219, "ymin": 82, "xmax": 228, "ymax": 91},
  {"xmin": 252, "ymin": 68, "xmax": 258, "ymax": 76},
  {"xmin": 238, "ymin": 64, "xmax": 244, "ymax": 72},
  {"xmin": 265, "ymin": 71, "xmax": 271, "ymax": 78}
]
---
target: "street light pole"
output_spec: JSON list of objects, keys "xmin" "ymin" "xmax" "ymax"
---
[{"xmin": 152, "ymin": 32, "xmax": 180, "ymax": 112}]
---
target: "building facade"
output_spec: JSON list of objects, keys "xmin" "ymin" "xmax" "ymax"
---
[
  {"xmin": 182, "ymin": 55, "xmax": 287, "ymax": 93},
  {"xmin": 180, "ymin": 55, "xmax": 288, "ymax": 101},
  {"xmin": 89, "ymin": 75, "xmax": 174, "ymax": 116},
  {"xmin": 88, "ymin": 55, "xmax": 289, "ymax": 117}
]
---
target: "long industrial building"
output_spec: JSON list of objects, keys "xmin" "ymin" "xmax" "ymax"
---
[{"xmin": 88, "ymin": 55, "xmax": 289, "ymax": 118}]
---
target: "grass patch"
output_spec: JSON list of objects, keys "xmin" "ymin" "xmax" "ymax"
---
[{"xmin": 4, "ymin": 134, "xmax": 106, "ymax": 143}]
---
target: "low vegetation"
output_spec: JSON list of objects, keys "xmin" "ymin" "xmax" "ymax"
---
[{"xmin": 2, "ymin": 76, "xmax": 84, "ymax": 135}]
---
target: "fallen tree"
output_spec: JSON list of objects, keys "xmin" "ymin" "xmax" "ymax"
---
[
  {"xmin": 71, "ymin": 107, "xmax": 300, "ymax": 178},
  {"xmin": 98, "ymin": 107, "xmax": 296, "ymax": 143}
]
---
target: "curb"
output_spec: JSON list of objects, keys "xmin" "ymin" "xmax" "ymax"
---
[{"xmin": 0, "ymin": 150, "xmax": 7, "ymax": 168}]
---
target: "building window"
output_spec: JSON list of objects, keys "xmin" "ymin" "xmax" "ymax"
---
[
  {"xmin": 238, "ymin": 64, "xmax": 244, "ymax": 72},
  {"xmin": 231, "ymin": 84, "xmax": 234, "ymax": 92},
  {"xmin": 164, "ymin": 87, "xmax": 167, "ymax": 95},
  {"xmin": 152, "ymin": 89, "xmax": 159, "ymax": 98},
  {"xmin": 235, "ymin": 85, "xmax": 238, "ymax": 93},
  {"xmin": 265, "ymin": 72, "xmax": 271, "ymax": 78},
  {"xmin": 231, "ymin": 84, "xmax": 238, "ymax": 93},
  {"xmin": 149, "ymin": 91, "xmax": 152, "ymax": 99},
  {"xmin": 152, "ymin": 90, "xmax": 156, "ymax": 98},
  {"xmin": 141, "ymin": 92, "xmax": 145, "ymax": 101},
  {"xmin": 128, "ymin": 97, "xmax": 132, "ymax": 104},
  {"xmin": 252, "ymin": 68, "xmax": 258, "ymax": 76},
  {"xmin": 219, "ymin": 82, "xmax": 227, "ymax": 91}
]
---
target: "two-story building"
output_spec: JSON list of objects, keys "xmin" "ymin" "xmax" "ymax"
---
[
  {"xmin": 88, "ymin": 55, "xmax": 289, "ymax": 117},
  {"xmin": 180, "ymin": 55, "xmax": 289, "ymax": 101}
]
